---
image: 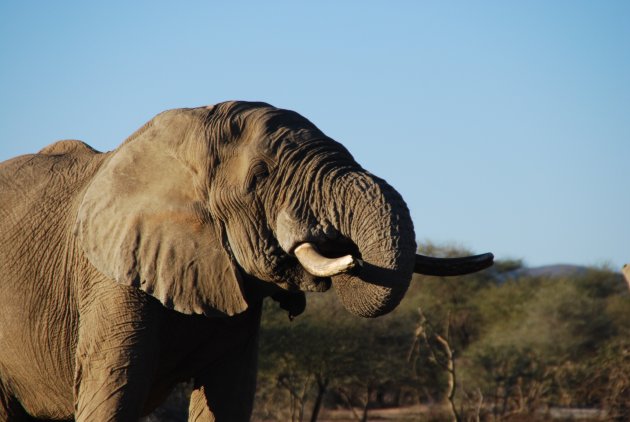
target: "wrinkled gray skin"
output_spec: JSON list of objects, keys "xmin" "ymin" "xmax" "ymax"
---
[{"xmin": 0, "ymin": 102, "xmax": 416, "ymax": 421}]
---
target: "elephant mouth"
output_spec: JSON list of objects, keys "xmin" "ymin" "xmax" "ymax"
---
[{"xmin": 267, "ymin": 235, "xmax": 361, "ymax": 292}]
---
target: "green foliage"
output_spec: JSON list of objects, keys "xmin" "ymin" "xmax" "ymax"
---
[
  {"xmin": 255, "ymin": 291, "xmax": 419, "ymax": 421},
  {"xmin": 251, "ymin": 243, "xmax": 630, "ymax": 421}
]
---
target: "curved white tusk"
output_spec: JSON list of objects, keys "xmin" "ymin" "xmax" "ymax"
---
[{"xmin": 293, "ymin": 242, "xmax": 358, "ymax": 277}]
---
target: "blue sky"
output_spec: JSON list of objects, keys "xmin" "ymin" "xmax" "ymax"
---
[{"xmin": 1, "ymin": 1, "xmax": 628, "ymax": 269}]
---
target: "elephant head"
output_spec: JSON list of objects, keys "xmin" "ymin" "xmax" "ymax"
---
[{"xmin": 77, "ymin": 101, "xmax": 492, "ymax": 319}]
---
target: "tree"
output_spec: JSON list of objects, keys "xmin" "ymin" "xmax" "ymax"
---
[{"xmin": 409, "ymin": 307, "xmax": 462, "ymax": 422}]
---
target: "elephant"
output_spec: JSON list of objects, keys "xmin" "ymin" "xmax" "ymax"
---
[{"xmin": 0, "ymin": 101, "xmax": 493, "ymax": 421}]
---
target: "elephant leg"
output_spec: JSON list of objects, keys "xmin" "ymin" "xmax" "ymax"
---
[
  {"xmin": 188, "ymin": 336, "xmax": 259, "ymax": 422},
  {"xmin": 0, "ymin": 379, "xmax": 30, "ymax": 422},
  {"xmin": 74, "ymin": 283, "xmax": 160, "ymax": 422},
  {"xmin": 188, "ymin": 303, "xmax": 262, "ymax": 422}
]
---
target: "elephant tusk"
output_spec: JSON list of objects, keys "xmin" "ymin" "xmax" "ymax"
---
[
  {"xmin": 414, "ymin": 252, "xmax": 494, "ymax": 276},
  {"xmin": 293, "ymin": 242, "xmax": 358, "ymax": 277}
]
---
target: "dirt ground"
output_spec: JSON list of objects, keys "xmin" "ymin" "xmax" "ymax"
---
[
  {"xmin": 292, "ymin": 405, "xmax": 607, "ymax": 422},
  {"xmin": 307, "ymin": 405, "xmax": 433, "ymax": 421}
]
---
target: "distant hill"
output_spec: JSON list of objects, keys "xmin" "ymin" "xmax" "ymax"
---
[
  {"xmin": 495, "ymin": 264, "xmax": 629, "ymax": 291},
  {"xmin": 508, "ymin": 264, "xmax": 589, "ymax": 279}
]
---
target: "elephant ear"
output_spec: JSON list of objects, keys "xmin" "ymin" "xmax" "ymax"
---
[{"xmin": 76, "ymin": 110, "xmax": 248, "ymax": 317}]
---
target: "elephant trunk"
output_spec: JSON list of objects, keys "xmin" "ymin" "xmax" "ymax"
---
[{"xmin": 326, "ymin": 172, "xmax": 416, "ymax": 318}]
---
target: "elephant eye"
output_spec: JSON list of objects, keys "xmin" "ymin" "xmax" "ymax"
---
[{"xmin": 245, "ymin": 161, "xmax": 270, "ymax": 192}]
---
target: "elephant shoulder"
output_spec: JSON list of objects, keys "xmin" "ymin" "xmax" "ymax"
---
[{"xmin": 39, "ymin": 140, "xmax": 100, "ymax": 156}]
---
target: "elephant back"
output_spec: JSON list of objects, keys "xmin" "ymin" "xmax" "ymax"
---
[{"xmin": 0, "ymin": 141, "xmax": 104, "ymax": 226}]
